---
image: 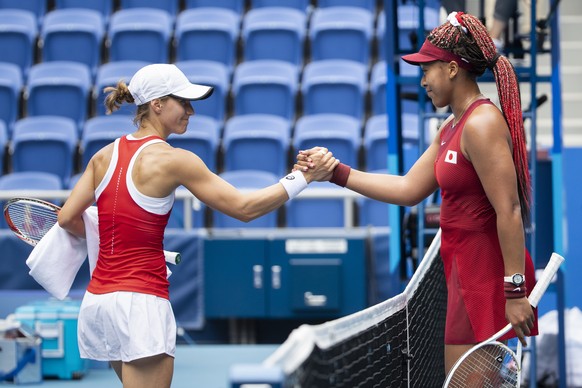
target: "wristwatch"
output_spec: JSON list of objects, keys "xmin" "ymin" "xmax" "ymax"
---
[{"xmin": 504, "ymin": 273, "xmax": 525, "ymax": 286}]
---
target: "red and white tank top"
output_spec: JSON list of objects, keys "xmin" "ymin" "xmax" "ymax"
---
[{"xmin": 87, "ymin": 135, "xmax": 174, "ymax": 300}]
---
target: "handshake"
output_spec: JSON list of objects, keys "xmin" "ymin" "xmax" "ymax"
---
[{"xmin": 292, "ymin": 146, "xmax": 340, "ymax": 184}]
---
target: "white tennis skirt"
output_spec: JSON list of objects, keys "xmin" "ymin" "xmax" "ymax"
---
[{"xmin": 77, "ymin": 291, "xmax": 176, "ymax": 362}]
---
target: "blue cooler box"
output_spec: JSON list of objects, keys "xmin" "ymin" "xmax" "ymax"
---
[{"xmin": 14, "ymin": 300, "xmax": 88, "ymax": 380}]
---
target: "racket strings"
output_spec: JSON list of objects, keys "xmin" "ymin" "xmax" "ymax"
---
[
  {"xmin": 6, "ymin": 202, "xmax": 58, "ymax": 243},
  {"xmin": 447, "ymin": 344, "xmax": 519, "ymax": 387}
]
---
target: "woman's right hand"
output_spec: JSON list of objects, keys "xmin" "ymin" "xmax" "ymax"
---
[{"xmin": 294, "ymin": 147, "xmax": 338, "ymax": 182}]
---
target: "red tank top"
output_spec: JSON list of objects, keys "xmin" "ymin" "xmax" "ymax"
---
[
  {"xmin": 88, "ymin": 136, "xmax": 172, "ymax": 299},
  {"xmin": 434, "ymin": 99, "xmax": 537, "ymax": 343}
]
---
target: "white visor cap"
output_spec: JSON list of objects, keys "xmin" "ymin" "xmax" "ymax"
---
[{"xmin": 128, "ymin": 63, "xmax": 214, "ymax": 105}]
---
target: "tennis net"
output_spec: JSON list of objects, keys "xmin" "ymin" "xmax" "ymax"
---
[{"xmin": 263, "ymin": 229, "xmax": 447, "ymax": 387}]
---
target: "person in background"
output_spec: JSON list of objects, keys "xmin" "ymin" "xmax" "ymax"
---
[
  {"xmin": 296, "ymin": 11, "xmax": 538, "ymax": 375},
  {"xmin": 488, "ymin": 0, "xmax": 519, "ymax": 50},
  {"xmin": 440, "ymin": 0, "xmax": 519, "ymax": 50},
  {"xmin": 57, "ymin": 63, "xmax": 338, "ymax": 388}
]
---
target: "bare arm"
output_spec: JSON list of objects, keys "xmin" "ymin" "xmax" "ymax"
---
[
  {"xmin": 57, "ymin": 160, "xmax": 97, "ymax": 238},
  {"xmin": 173, "ymin": 148, "xmax": 338, "ymax": 222},
  {"xmin": 462, "ymin": 106, "xmax": 534, "ymax": 345},
  {"xmin": 296, "ymin": 133, "xmax": 442, "ymax": 206}
]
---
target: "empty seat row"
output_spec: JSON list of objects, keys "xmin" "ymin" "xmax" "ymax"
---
[
  {"xmin": 0, "ymin": 61, "xmax": 91, "ymax": 135},
  {"xmin": 0, "ymin": 112, "xmax": 425, "ymax": 188},
  {"xmin": 0, "ymin": 4, "xmax": 439, "ymax": 82},
  {"xmin": 0, "ymin": 58, "xmax": 424, "ymax": 136},
  {"xmin": 0, "ymin": 0, "xmax": 383, "ymax": 23}
]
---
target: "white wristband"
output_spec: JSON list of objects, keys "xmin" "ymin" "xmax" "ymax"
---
[{"xmin": 279, "ymin": 170, "xmax": 308, "ymax": 200}]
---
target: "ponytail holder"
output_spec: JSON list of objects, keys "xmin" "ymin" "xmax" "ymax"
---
[
  {"xmin": 487, "ymin": 53, "xmax": 501, "ymax": 69},
  {"xmin": 447, "ymin": 11, "xmax": 468, "ymax": 34}
]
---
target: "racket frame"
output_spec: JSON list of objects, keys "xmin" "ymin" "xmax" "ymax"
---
[{"xmin": 3, "ymin": 197, "xmax": 61, "ymax": 246}]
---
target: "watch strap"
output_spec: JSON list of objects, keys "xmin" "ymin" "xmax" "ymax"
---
[{"xmin": 504, "ymin": 273, "xmax": 525, "ymax": 284}]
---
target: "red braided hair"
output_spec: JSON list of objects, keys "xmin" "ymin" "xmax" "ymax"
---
[{"xmin": 427, "ymin": 12, "xmax": 531, "ymax": 224}]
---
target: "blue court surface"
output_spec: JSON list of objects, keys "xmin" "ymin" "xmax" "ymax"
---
[{"xmin": 0, "ymin": 344, "xmax": 278, "ymax": 388}]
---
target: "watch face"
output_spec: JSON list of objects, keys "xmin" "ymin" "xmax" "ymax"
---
[{"xmin": 513, "ymin": 274, "xmax": 525, "ymax": 285}]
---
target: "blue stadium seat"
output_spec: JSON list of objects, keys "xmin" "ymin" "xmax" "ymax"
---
[
  {"xmin": 175, "ymin": 60, "xmax": 229, "ymax": 121},
  {"xmin": 293, "ymin": 113, "xmax": 360, "ymax": 169},
  {"xmin": 0, "ymin": 0, "xmax": 47, "ymax": 27},
  {"xmin": 358, "ymin": 170, "xmax": 389, "ymax": 227},
  {"xmin": 167, "ymin": 115, "xmax": 220, "ymax": 172},
  {"xmin": 0, "ymin": 172, "xmax": 62, "ymax": 191},
  {"xmin": 0, "ymin": 63, "xmax": 23, "ymax": 136},
  {"xmin": 301, "ymin": 60, "xmax": 367, "ymax": 120},
  {"xmin": 363, "ymin": 114, "xmax": 388, "ymax": 171},
  {"xmin": 26, "ymin": 61, "xmax": 92, "ymax": 134},
  {"xmin": 11, "ymin": 116, "xmax": 78, "ymax": 186},
  {"xmin": 309, "ymin": 6, "xmax": 373, "ymax": 64},
  {"xmin": 242, "ymin": 7, "xmax": 306, "ymax": 65},
  {"xmin": 286, "ymin": 181, "xmax": 348, "ymax": 227},
  {"xmin": 222, "ymin": 114, "xmax": 290, "ymax": 176},
  {"xmin": 376, "ymin": 5, "xmax": 439, "ymax": 60},
  {"xmin": 250, "ymin": 0, "xmax": 311, "ymax": 12},
  {"xmin": 119, "ymin": 0, "xmax": 180, "ymax": 15},
  {"xmin": 174, "ymin": 8, "xmax": 240, "ymax": 69},
  {"xmin": 54, "ymin": 0, "xmax": 114, "ymax": 20},
  {"xmin": 232, "ymin": 60, "xmax": 298, "ymax": 120},
  {"xmin": 40, "ymin": 9, "xmax": 105, "ymax": 78},
  {"xmin": 0, "ymin": 120, "xmax": 7, "ymax": 174},
  {"xmin": 0, "ymin": 171, "xmax": 63, "ymax": 228},
  {"xmin": 0, "ymin": 10, "xmax": 38, "ymax": 81},
  {"xmin": 184, "ymin": 0, "xmax": 245, "ymax": 13},
  {"xmin": 213, "ymin": 170, "xmax": 279, "ymax": 228},
  {"xmin": 317, "ymin": 0, "xmax": 376, "ymax": 11},
  {"xmin": 0, "ymin": 171, "xmax": 63, "ymax": 192},
  {"xmin": 108, "ymin": 8, "xmax": 173, "ymax": 63},
  {"xmin": 81, "ymin": 115, "xmax": 133, "ymax": 168},
  {"xmin": 93, "ymin": 60, "xmax": 148, "ymax": 116}
]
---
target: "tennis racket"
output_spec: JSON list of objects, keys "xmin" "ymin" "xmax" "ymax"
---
[
  {"xmin": 443, "ymin": 252, "xmax": 565, "ymax": 388},
  {"xmin": 4, "ymin": 197, "xmax": 181, "ymax": 264}
]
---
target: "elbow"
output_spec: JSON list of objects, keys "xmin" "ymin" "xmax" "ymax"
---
[
  {"xmin": 400, "ymin": 193, "xmax": 426, "ymax": 207},
  {"xmin": 401, "ymin": 197, "xmax": 422, "ymax": 207},
  {"xmin": 230, "ymin": 207, "xmax": 256, "ymax": 223},
  {"xmin": 238, "ymin": 214, "xmax": 255, "ymax": 223},
  {"xmin": 57, "ymin": 212, "xmax": 74, "ymax": 231}
]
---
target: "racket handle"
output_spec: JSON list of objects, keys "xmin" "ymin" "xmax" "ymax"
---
[
  {"xmin": 164, "ymin": 250, "xmax": 181, "ymax": 265},
  {"xmin": 528, "ymin": 252, "xmax": 564, "ymax": 308}
]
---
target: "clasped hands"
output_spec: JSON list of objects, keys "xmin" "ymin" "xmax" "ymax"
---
[{"xmin": 293, "ymin": 146, "xmax": 338, "ymax": 183}]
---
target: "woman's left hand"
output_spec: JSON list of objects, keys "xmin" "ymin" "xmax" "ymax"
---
[{"xmin": 505, "ymin": 297, "xmax": 535, "ymax": 346}]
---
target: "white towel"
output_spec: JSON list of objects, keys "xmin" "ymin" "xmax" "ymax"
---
[
  {"xmin": 26, "ymin": 214, "xmax": 89, "ymax": 300},
  {"xmin": 26, "ymin": 206, "xmax": 174, "ymax": 300}
]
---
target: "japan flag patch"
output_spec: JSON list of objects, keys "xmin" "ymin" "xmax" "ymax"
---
[{"xmin": 445, "ymin": 150, "xmax": 457, "ymax": 164}]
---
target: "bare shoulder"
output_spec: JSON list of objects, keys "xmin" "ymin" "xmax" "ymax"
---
[
  {"xmin": 90, "ymin": 142, "xmax": 115, "ymax": 168},
  {"xmin": 463, "ymin": 103, "xmax": 510, "ymax": 143},
  {"xmin": 153, "ymin": 143, "xmax": 209, "ymax": 178},
  {"xmin": 461, "ymin": 103, "xmax": 511, "ymax": 160}
]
